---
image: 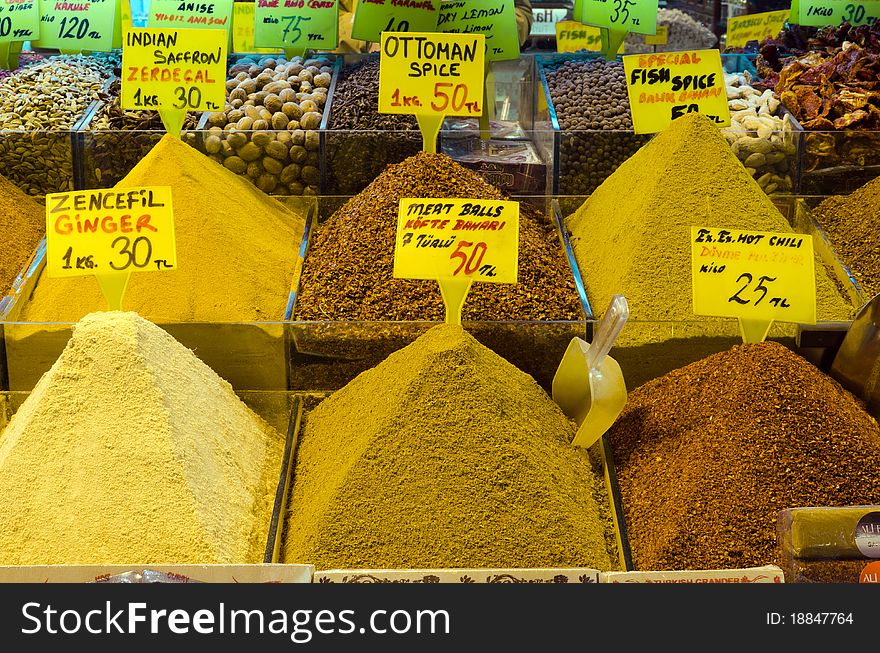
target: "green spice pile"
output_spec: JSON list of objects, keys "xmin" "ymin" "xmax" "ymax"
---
[
  {"xmin": 813, "ymin": 176, "xmax": 880, "ymax": 297},
  {"xmin": 0, "ymin": 311, "xmax": 283, "ymax": 565},
  {"xmin": 0, "ymin": 172, "xmax": 44, "ymax": 298},
  {"xmin": 296, "ymin": 152, "xmax": 581, "ymax": 321},
  {"xmin": 608, "ymin": 342, "xmax": 880, "ymax": 571},
  {"xmin": 565, "ymin": 113, "xmax": 853, "ymax": 321},
  {"xmin": 284, "ymin": 324, "xmax": 617, "ymax": 570}
]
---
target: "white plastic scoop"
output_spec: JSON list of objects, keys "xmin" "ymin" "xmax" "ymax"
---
[{"xmin": 552, "ymin": 295, "xmax": 629, "ymax": 448}]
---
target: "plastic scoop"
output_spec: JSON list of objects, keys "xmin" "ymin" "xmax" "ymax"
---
[{"xmin": 552, "ymin": 295, "xmax": 629, "ymax": 448}]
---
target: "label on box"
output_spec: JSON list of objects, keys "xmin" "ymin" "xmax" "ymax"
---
[
  {"xmin": 797, "ymin": 0, "xmax": 879, "ymax": 27},
  {"xmin": 623, "ymin": 50, "xmax": 730, "ymax": 134},
  {"xmin": 579, "ymin": 0, "xmax": 658, "ymax": 35},
  {"xmin": 394, "ymin": 198, "xmax": 519, "ymax": 284},
  {"xmin": 725, "ymin": 9, "xmax": 789, "ymax": 48},
  {"xmin": 45, "ymin": 188, "xmax": 177, "ymax": 279},
  {"xmin": 555, "ymin": 20, "xmax": 622, "ymax": 53},
  {"xmin": 437, "ymin": 0, "xmax": 519, "ymax": 62},
  {"xmin": 379, "ymin": 32, "xmax": 485, "ymax": 117},
  {"xmin": 36, "ymin": 0, "xmax": 117, "ymax": 51},
  {"xmin": 148, "ymin": 0, "xmax": 233, "ymax": 29},
  {"xmin": 861, "ymin": 561, "xmax": 880, "ymax": 583},
  {"xmin": 254, "ymin": 0, "xmax": 338, "ymax": 50},
  {"xmin": 0, "ymin": 0, "xmax": 40, "ymax": 43},
  {"xmin": 855, "ymin": 512, "xmax": 880, "ymax": 558},
  {"xmin": 690, "ymin": 227, "xmax": 817, "ymax": 324},
  {"xmin": 644, "ymin": 24, "xmax": 667, "ymax": 44},
  {"xmin": 352, "ymin": 0, "xmax": 439, "ymax": 42},
  {"xmin": 121, "ymin": 27, "xmax": 226, "ymax": 112},
  {"xmin": 601, "ymin": 566, "xmax": 785, "ymax": 583},
  {"xmin": 316, "ymin": 568, "xmax": 600, "ymax": 583}
]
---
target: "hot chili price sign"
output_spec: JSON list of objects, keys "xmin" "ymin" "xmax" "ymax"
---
[
  {"xmin": 378, "ymin": 32, "xmax": 485, "ymax": 116},
  {"xmin": 36, "ymin": 0, "xmax": 117, "ymax": 51},
  {"xmin": 394, "ymin": 198, "xmax": 519, "ymax": 284},
  {"xmin": 0, "ymin": 0, "xmax": 40, "ymax": 43},
  {"xmin": 45, "ymin": 187, "xmax": 177, "ymax": 279},
  {"xmin": 121, "ymin": 28, "xmax": 226, "ymax": 112},
  {"xmin": 691, "ymin": 226, "xmax": 816, "ymax": 342},
  {"xmin": 148, "ymin": 0, "xmax": 233, "ymax": 28},
  {"xmin": 254, "ymin": 0, "xmax": 338, "ymax": 51},
  {"xmin": 623, "ymin": 49, "xmax": 730, "ymax": 134}
]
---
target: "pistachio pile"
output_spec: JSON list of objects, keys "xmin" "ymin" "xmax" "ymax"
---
[
  {"xmin": 202, "ymin": 55, "xmax": 333, "ymax": 196},
  {"xmin": 0, "ymin": 55, "xmax": 113, "ymax": 196},
  {"xmin": 723, "ymin": 71, "xmax": 797, "ymax": 195}
]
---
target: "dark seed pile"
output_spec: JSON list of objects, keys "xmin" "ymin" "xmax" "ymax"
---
[
  {"xmin": 325, "ymin": 58, "xmax": 421, "ymax": 194},
  {"xmin": 608, "ymin": 342, "xmax": 880, "ymax": 571},
  {"xmin": 295, "ymin": 152, "xmax": 581, "ymax": 321},
  {"xmin": 543, "ymin": 59, "xmax": 648, "ymax": 198}
]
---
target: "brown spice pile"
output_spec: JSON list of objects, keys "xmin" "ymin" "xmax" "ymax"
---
[
  {"xmin": 813, "ymin": 176, "xmax": 880, "ymax": 297},
  {"xmin": 608, "ymin": 342, "xmax": 880, "ymax": 571},
  {"xmin": 0, "ymin": 172, "xmax": 44, "ymax": 297},
  {"xmin": 295, "ymin": 152, "xmax": 581, "ymax": 321}
]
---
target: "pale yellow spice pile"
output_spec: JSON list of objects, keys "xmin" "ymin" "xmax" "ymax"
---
[
  {"xmin": 565, "ymin": 113, "xmax": 854, "ymax": 322},
  {"xmin": 20, "ymin": 136, "xmax": 306, "ymax": 322},
  {"xmin": 0, "ymin": 311, "xmax": 283, "ymax": 565},
  {"xmin": 284, "ymin": 324, "xmax": 617, "ymax": 571}
]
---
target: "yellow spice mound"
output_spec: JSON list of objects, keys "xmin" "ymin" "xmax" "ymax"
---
[
  {"xmin": 0, "ymin": 311, "xmax": 283, "ymax": 565},
  {"xmin": 20, "ymin": 136, "xmax": 305, "ymax": 322}
]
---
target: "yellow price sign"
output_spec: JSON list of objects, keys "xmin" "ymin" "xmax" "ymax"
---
[
  {"xmin": 691, "ymin": 226, "xmax": 817, "ymax": 343},
  {"xmin": 644, "ymin": 24, "xmax": 668, "ymax": 44},
  {"xmin": 726, "ymin": 10, "xmax": 788, "ymax": 48},
  {"xmin": 46, "ymin": 187, "xmax": 177, "ymax": 279},
  {"xmin": 622, "ymin": 49, "xmax": 730, "ymax": 134},
  {"xmin": 555, "ymin": 20, "xmax": 621, "ymax": 53},
  {"xmin": 378, "ymin": 32, "xmax": 485, "ymax": 117},
  {"xmin": 394, "ymin": 198, "xmax": 519, "ymax": 283}
]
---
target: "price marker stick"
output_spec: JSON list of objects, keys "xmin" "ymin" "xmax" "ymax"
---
[
  {"xmin": 690, "ymin": 226, "xmax": 818, "ymax": 344},
  {"xmin": 600, "ymin": 27, "xmax": 627, "ymax": 60},
  {"xmin": 45, "ymin": 187, "xmax": 177, "ymax": 311},
  {"xmin": 394, "ymin": 198, "xmax": 519, "ymax": 325},
  {"xmin": 121, "ymin": 27, "xmax": 227, "ymax": 138},
  {"xmin": 379, "ymin": 32, "xmax": 486, "ymax": 153}
]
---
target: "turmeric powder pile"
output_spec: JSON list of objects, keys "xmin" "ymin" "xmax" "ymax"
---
[
  {"xmin": 0, "ymin": 311, "xmax": 283, "ymax": 565},
  {"xmin": 565, "ymin": 113, "xmax": 854, "ymax": 322},
  {"xmin": 0, "ymin": 172, "xmax": 44, "ymax": 299},
  {"xmin": 284, "ymin": 324, "xmax": 617, "ymax": 571},
  {"xmin": 18, "ymin": 136, "xmax": 306, "ymax": 322}
]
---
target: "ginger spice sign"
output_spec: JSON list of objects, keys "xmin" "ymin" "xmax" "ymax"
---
[{"xmin": 623, "ymin": 49, "xmax": 730, "ymax": 134}]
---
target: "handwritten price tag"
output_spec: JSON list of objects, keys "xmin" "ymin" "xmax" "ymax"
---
[
  {"xmin": 797, "ymin": 0, "xmax": 879, "ymax": 27},
  {"xmin": 580, "ymin": 0, "xmax": 658, "ymax": 35},
  {"xmin": 148, "ymin": 0, "xmax": 233, "ymax": 29},
  {"xmin": 352, "ymin": 0, "xmax": 439, "ymax": 42},
  {"xmin": 379, "ymin": 32, "xmax": 485, "ymax": 116},
  {"xmin": 36, "ymin": 0, "xmax": 117, "ymax": 51},
  {"xmin": 555, "ymin": 20, "xmax": 621, "ymax": 52},
  {"xmin": 623, "ymin": 49, "xmax": 730, "ymax": 134},
  {"xmin": 726, "ymin": 9, "xmax": 788, "ymax": 48},
  {"xmin": 254, "ymin": 0, "xmax": 338, "ymax": 51},
  {"xmin": 394, "ymin": 198, "xmax": 519, "ymax": 283},
  {"xmin": 438, "ymin": 0, "xmax": 519, "ymax": 62},
  {"xmin": 45, "ymin": 187, "xmax": 177, "ymax": 279},
  {"xmin": 0, "ymin": 0, "xmax": 40, "ymax": 43},
  {"xmin": 122, "ymin": 28, "xmax": 226, "ymax": 112},
  {"xmin": 691, "ymin": 226, "xmax": 817, "ymax": 336}
]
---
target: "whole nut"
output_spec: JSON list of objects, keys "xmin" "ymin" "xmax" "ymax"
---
[
  {"xmin": 272, "ymin": 112, "xmax": 290, "ymax": 129},
  {"xmin": 282, "ymin": 102, "xmax": 304, "ymax": 120},
  {"xmin": 265, "ymin": 94, "xmax": 283, "ymax": 113},
  {"xmin": 227, "ymin": 131, "xmax": 248, "ymax": 149},
  {"xmin": 304, "ymin": 130, "xmax": 320, "ymax": 151},
  {"xmin": 266, "ymin": 140, "xmax": 289, "ymax": 160},
  {"xmin": 300, "ymin": 111, "xmax": 322, "ymax": 130},
  {"xmin": 257, "ymin": 173, "xmax": 278, "ymax": 193},
  {"xmin": 252, "ymin": 131, "xmax": 273, "ymax": 148},
  {"xmin": 205, "ymin": 135, "xmax": 223, "ymax": 154},
  {"xmin": 290, "ymin": 145, "xmax": 308, "ymax": 164},
  {"xmin": 281, "ymin": 163, "xmax": 302, "ymax": 184},
  {"xmin": 247, "ymin": 161, "xmax": 263, "ymax": 178},
  {"xmin": 239, "ymin": 142, "xmax": 262, "ymax": 161},
  {"xmin": 223, "ymin": 156, "xmax": 247, "ymax": 174},
  {"xmin": 262, "ymin": 156, "xmax": 284, "ymax": 175}
]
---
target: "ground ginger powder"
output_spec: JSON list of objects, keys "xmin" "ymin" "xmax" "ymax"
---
[
  {"xmin": 0, "ymin": 172, "xmax": 43, "ymax": 298},
  {"xmin": 0, "ymin": 311, "xmax": 283, "ymax": 565},
  {"xmin": 19, "ymin": 136, "xmax": 305, "ymax": 322},
  {"xmin": 565, "ymin": 113, "xmax": 853, "ymax": 322},
  {"xmin": 284, "ymin": 324, "xmax": 617, "ymax": 571}
]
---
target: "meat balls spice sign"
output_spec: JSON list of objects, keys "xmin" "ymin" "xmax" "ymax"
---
[
  {"xmin": 122, "ymin": 27, "xmax": 227, "ymax": 136},
  {"xmin": 352, "ymin": 0, "xmax": 439, "ymax": 42},
  {"xmin": 0, "ymin": 0, "xmax": 40, "ymax": 44},
  {"xmin": 690, "ymin": 227, "xmax": 817, "ymax": 343},
  {"xmin": 622, "ymin": 50, "xmax": 730, "ymax": 134},
  {"xmin": 35, "ymin": 0, "xmax": 118, "ymax": 51},
  {"xmin": 379, "ymin": 32, "xmax": 485, "ymax": 151},
  {"xmin": 394, "ymin": 198, "xmax": 519, "ymax": 324},
  {"xmin": 254, "ymin": 0, "xmax": 338, "ymax": 56},
  {"xmin": 45, "ymin": 187, "xmax": 177, "ymax": 310}
]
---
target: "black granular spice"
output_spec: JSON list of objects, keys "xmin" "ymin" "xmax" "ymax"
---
[
  {"xmin": 608, "ymin": 342, "xmax": 880, "ymax": 571},
  {"xmin": 295, "ymin": 152, "xmax": 581, "ymax": 321}
]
